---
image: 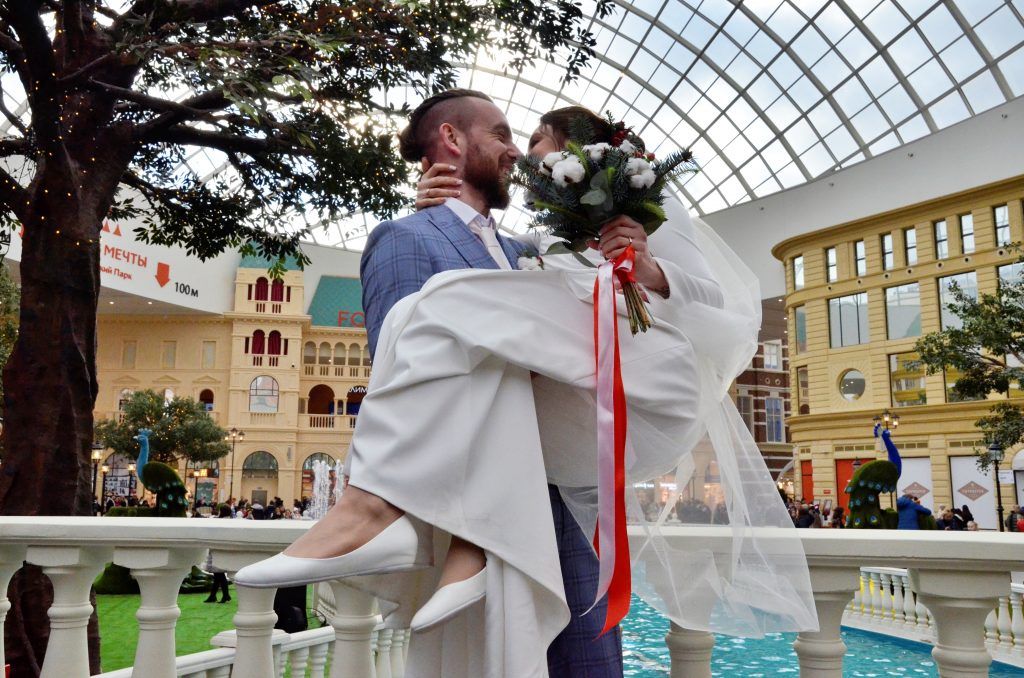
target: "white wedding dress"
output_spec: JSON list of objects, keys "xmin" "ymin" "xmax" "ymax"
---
[{"xmin": 345, "ymin": 198, "xmax": 817, "ymax": 677}]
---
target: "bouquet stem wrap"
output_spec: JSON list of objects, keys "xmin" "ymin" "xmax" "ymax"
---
[{"xmin": 592, "ymin": 245, "xmax": 636, "ymax": 635}]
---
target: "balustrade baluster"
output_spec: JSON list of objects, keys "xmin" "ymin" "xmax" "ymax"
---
[
  {"xmin": 390, "ymin": 629, "xmax": 407, "ymax": 678},
  {"xmin": 793, "ymin": 564, "xmax": 860, "ymax": 678},
  {"xmin": 998, "ymin": 596, "xmax": 1014, "ymax": 649},
  {"xmin": 226, "ymin": 587, "xmax": 279, "ymax": 678},
  {"xmin": 0, "ymin": 545, "xmax": 27, "ymax": 666},
  {"xmin": 870, "ymin": 571, "xmax": 884, "ymax": 623},
  {"xmin": 901, "ymin": 574, "xmax": 917, "ymax": 629},
  {"xmin": 375, "ymin": 628, "xmax": 394, "ymax": 678},
  {"xmin": 309, "ymin": 642, "xmax": 330, "ymax": 678},
  {"xmin": 327, "ymin": 581, "xmax": 380, "ymax": 678},
  {"xmin": 985, "ymin": 609, "xmax": 998, "ymax": 647},
  {"xmin": 665, "ymin": 624, "xmax": 714, "ymax": 678},
  {"xmin": 910, "ymin": 568, "xmax": 1010, "ymax": 677},
  {"xmin": 850, "ymin": 579, "xmax": 862, "ymax": 617},
  {"xmin": 891, "ymin": 573, "xmax": 905, "ymax": 625},
  {"xmin": 879, "ymin": 573, "xmax": 893, "ymax": 625},
  {"xmin": 915, "ymin": 591, "xmax": 930, "ymax": 631},
  {"xmin": 116, "ymin": 546, "xmax": 204, "ymax": 678},
  {"xmin": 289, "ymin": 646, "xmax": 310, "ymax": 678},
  {"xmin": 27, "ymin": 545, "xmax": 113, "ymax": 678},
  {"xmin": 1010, "ymin": 590, "xmax": 1024, "ymax": 658}
]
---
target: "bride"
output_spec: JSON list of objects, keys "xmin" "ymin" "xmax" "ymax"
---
[{"xmin": 236, "ymin": 101, "xmax": 817, "ymax": 676}]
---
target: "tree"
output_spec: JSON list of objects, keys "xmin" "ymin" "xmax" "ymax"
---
[
  {"xmin": 0, "ymin": 263, "xmax": 17, "ymax": 431},
  {"xmin": 94, "ymin": 390, "xmax": 229, "ymax": 465},
  {"xmin": 913, "ymin": 268, "xmax": 1024, "ymax": 471},
  {"xmin": 0, "ymin": 1, "xmax": 610, "ymax": 673}
]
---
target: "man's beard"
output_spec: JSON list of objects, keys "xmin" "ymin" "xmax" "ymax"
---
[{"xmin": 464, "ymin": 148, "xmax": 511, "ymax": 210}]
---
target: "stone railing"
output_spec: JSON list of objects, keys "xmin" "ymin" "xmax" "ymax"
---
[
  {"xmin": 298, "ymin": 414, "xmax": 358, "ymax": 430},
  {"xmin": 0, "ymin": 519, "xmax": 1021, "ymax": 678},
  {"xmin": 843, "ymin": 566, "xmax": 1024, "ymax": 668}
]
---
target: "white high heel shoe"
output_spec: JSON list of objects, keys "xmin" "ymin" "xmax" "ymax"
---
[
  {"xmin": 234, "ymin": 514, "xmax": 432, "ymax": 589},
  {"xmin": 410, "ymin": 567, "xmax": 487, "ymax": 633}
]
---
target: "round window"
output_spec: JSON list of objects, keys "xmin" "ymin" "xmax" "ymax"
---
[{"xmin": 839, "ymin": 369, "xmax": 865, "ymax": 401}]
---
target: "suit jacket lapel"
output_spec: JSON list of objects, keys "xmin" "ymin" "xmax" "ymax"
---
[{"xmin": 426, "ymin": 205, "xmax": 500, "ymax": 270}]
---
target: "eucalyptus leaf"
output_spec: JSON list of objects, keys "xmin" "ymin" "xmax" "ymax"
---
[{"xmin": 581, "ymin": 189, "xmax": 607, "ymax": 205}]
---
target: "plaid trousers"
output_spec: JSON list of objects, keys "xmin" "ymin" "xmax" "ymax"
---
[{"xmin": 546, "ymin": 485, "xmax": 624, "ymax": 677}]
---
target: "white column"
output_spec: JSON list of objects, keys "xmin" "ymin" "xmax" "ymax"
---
[
  {"xmin": 230, "ymin": 587, "xmax": 279, "ymax": 678},
  {"xmin": 115, "ymin": 546, "xmax": 203, "ymax": 678},
  {"xmin": 375, "ymin": 627, "xmax": 394, "ymax": 678},
  {"xmin": 902, "ymin": 574, "xmax": 918, "ymax": 629},
  {"xmin": 665, "ymin": 624, "xmax": 714, "ymax": 678},
  {"xmin": 309, "ymin": 642, "xmax": 330, "ymax": 678},
  {"xmin": 0, "ymin": 545, "xmax": 27, "ymax": 666},
  {"xmin": 327, "ymin": 581, "xmax": 380, "ymax": 678},
  {"xmin": 985, "ymin": 609, "xmax": 998, "ymax": 647},
  {"xmin": 858, "ymin": 571, "xmax": 870, "ymax": 617},
  {"xmin": 793, "ymin": 564, "xmax": 860, "ymax": 678},
  {"xmin": 879, "ymin": 572, "xmax": 893, "ymax": 625},
  {"xmin": 27, "ymin": 545, "xmax": 113, "ymax": 678},
  {"xmin": 910, "ymin": 568, "xmax": 1010, "ymax": 677},
  {"xmin": 891, "ymin": 573, "xmax": 905, "ymax": 625},
  {"xmin": 915, "ymin": 590, "xmax": 930, "ymax": 631}
]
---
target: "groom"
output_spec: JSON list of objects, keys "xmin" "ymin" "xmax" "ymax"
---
[{"xmin": 361, "ymin": 89, "xmax": 624, "ymax": 676}]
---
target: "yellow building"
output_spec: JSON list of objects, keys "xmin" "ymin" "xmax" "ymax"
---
[
  {"xmin": 774, "ymin": 175, "xmax": 1024, "ymax": 529},
  {"xmin": 92, "ymin": 253, "xmax": 372, "ymax": 508}
]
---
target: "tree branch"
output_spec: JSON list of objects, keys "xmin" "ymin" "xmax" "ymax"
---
[
  {"xmin": 131, "ymin": 89, "xmax": 231, "ymax": 138},
  {"xmin": 3, "ymin": 1, "xmax": 63, "ymax": 152},
  {"xmin": 0, "ymin": 137, "xmax": 31, "ymax": 156},
  {"xmin": 0, "ymin": 165, "xmax": 28, "ymax": 221},
  {"xmin": 0, "ymin": 97, "xmax": 28, "ymax": 136},
  {"xmin": 148, "ymin": 124, "xmax": 304, "ymax": 156}
]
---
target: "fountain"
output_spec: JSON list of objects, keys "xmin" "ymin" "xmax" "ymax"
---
[{"xmin": 306, "ymin": 459, "xmax": 343, "ymax": 520}]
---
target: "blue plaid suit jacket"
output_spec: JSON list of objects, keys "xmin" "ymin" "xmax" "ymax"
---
[{"xmin": 361, "ymin": 204, "xmax": 527, "ymax": 357}]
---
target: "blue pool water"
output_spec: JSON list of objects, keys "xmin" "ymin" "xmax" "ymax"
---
[{"xmin": 621, "ymin": 596, "xmax": 1024, "ymax": 677}]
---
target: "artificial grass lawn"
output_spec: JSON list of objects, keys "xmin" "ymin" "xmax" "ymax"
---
[{"xmin": 96, "ymin": 587, "xmax": 240, "ymax": 672}]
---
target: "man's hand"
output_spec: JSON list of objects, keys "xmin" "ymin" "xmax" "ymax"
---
[
  {"xmin": 589, "ymin": 215, "xmax": 669, "ymax": 293},
  {"xmin": 415, "ymin": 157, "xmax": 462, "ymax": 210}
]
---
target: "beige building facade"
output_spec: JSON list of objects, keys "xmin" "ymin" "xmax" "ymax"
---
[
  {"xmin": 93, "ymin": 256, "xmax": 372, "ymax": 507},
  {"xmin": 775, "ymin": 175, "xmax": 1024, "ymax": 529}
]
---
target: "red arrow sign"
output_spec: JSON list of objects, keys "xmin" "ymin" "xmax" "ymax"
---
[{"xmin": 155, "ymin": 262, "xmax": 171, "ymax": 287}]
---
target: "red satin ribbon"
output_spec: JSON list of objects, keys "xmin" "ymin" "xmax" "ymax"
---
[{"xmin": 591, "ymin": 246, "xmax": 636, "ymax": 636}]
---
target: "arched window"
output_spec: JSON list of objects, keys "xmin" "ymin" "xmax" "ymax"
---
[
  {"xmin": 199, "ymin": 389, "xmax": 214, "ymax": 411},
  {"xmin": 268, "ymin": 331, "xmax": 282, "ymax": 356},
  {"xmin": 270, "ymin": 279, "xmax": 285, "ymax": 302},
  {"xmin": 308, "ymin": 385, "xmax": 336, "ymax": 415},
  {"xmin": 249, "ymin": 376, "xmax": 279, "ymax": 413},
  {"xmin": 118, "ymin": 388, "xmax": 134, "ymax": 411},
  {"xmin": 346, "ymin": 385, "xmax": 367, "ymax": 416},
  {"xmin": 242, "ymin": 451, "xmax": 279, "ymax": 478},
  {"xmin": 348, "ymin": 343, "xmax": 361, "ymax": 366},
  {"xmin": 251, "ymin": 330, "xmax": 265, "ymax": 355},
  {"xmin": 362, "ymin": 345, "xmax": 371, "ymax": 367},
  {"xmin": 303, "ymin": 342, "xmax": 316, "ymax": 365},
  {"xmin": 318, "ymin": 342, "xmax": 332, "ymax": 365},
  {"xmin": 303, "ymin": 452, "xmax": 338, "ymax": 470},
  {"xmin": 254, "ymin": 277, "xmax": 269, "ymax": 301},
  {"xmin": 334, "ymin": 343, "xmax": 347, "ymax": 366}
]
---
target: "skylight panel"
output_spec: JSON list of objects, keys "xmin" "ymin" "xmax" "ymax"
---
[
  {"xmin": 753, "ymin": 175, "xmax": 783, "ymax": 197},
  {"xmin": 724, "ymin": 133, "xmax": 756, "ymax": 164},
  {"xmin": 960, "ymin": 71, "xmax": 1005, "ymax": 113},
  {"xmin": 812, "ymin": 50, "xmax": 852, "ymax": 89},
  {"xmin": 673, "ymin": 79, "xmax": 704, "ymax": 111},
  {"xmin": 792, "ymin": 26, "xmax": 830, "ymax": 65},
  {"xmin": 877, "ymin": 85, "xmax": 917, "ymax": 123},
  {"xmin": 958, "ymin": 0, "xmax": 1003, "ymax": 25},
  {"xmin": 630, "ymin": 0, "xmax": 667, "ymax": 17},
  {"xmin": 689, "ymin": 96, "xmax": 722, "ymax": 128},
  {"xmin": 784, "ymin": 117, "xmax": 819, "ymax": 153},
  {"xmin": 864, "ymin": 1, "xmax": 911, "ymax": 45},
  {"xmin": 889, "ymin": 29, "xmax": 931, "ymax": 74},
  {"xmin": 748, "ymin": 72, "xmax": 784, "ymax": 109},
  {"xmin": 682, "ymin": 167, "xmax": 714, "ymax": 196},
  {"xmin": 607, "ymin": 35, "xmax": 640, "ymax": 65},
  {"xmin": 696, "ymin": 0, "xmax": 737, "ymax": 25},
  {"xmin": 919, "ymin": 5, "xmax": 961, "ymax": 52},
  {"xmin": 724, "ymin": 52, "xmax": 761, "ymax": 87},
  {"xmin": 776, "ymin": 162, "xmax": 807, "ymax": 188},
  {"xmin": 707, "ymin": 77, "xmax": 739, "ymax": 106},
  {"xmin": 726, "ymin": 98, "xmax": 759, "ymax": 128},
  {"xmin": 939, "ymin": 36, "xmax": 987, "ymax": 82},
  {"xmin": 629, "ymin": 48, "xmax": 662, "ymax": 81},
  {"xmin": 698, "ymin": 190, "xmax": 728, "ymax": 213},
  {"xmin": 723, "ymin": 11, "xmax": 760, "ymax": 44},
  {"xmin": 815, "ymin": 3, "xmax": 855, "ymax": 42},
  {"xmin": 893, "ymin": 0, "xmax": 934, "ymax": 20},
  {"xmin": 859, "ymin": 56, "xmax": 900, "ymax": 95},
  {"xmin": 620, "ymin": 12, "xmax": 652, "ymax": 42},
  {"xmin": 868, "ymin": 131, "xmax": 900, "ymax": 155},
  {"xmin": 974, "ymin": 6, "xmax": 1024, "ymax": 57},
  {"xmin": 706, "ymin": 33, "xmax": 742, "ymax": 65},
  {"xmin": 645, "ymin": 26, "xmax": 676, "ymax": 58},
  {"xmin": 897, "ymin": 114, "xmax": 931, "ymax": 142},
  {"xmin": 650, "ymin": 63, "xmax": 682, "ymax": 94},
  {"xmin": 666, "ymin": 41, "xmax": 699, "ymax": 74},
  {"xmin": 683, "ymin": 12, "xmax": 719, "ymax": 49},
  {"xmin": 836, "ymin": 31, "xmax": 876, "ymax": 69},
  {"xmin": 824, "ymin": 126, "xmax": 858, "ymax": 159},
  {"xmin": 743, "ymin": 117, "xmax": 776, "ymax": 148},
  {"xmin": 833, "ymin": 77, "xmax": 871, "ymax": 115},
  {"xmin": 766, "ymin": 1, "xmax": 806, "ymax": 42},
  {"xmin": 718, "ymin": 174, "xmax": 748, "ymax": 204},
  {"xmin": 999, "ymin": 46, "xmax": 1024, "ymax": 95},
  {"xmin": 744, "ymin": 31, "xmax": 784, "ymax": 66},
  {"xmin": 787, "ymin": 74, "xmax": 823, "ymax": 110},
  {"xmin": 908, "ymin": 59, "xmax": 955, "ymax": 103},
  {"xmin": 929, "ymin": 90, "xmax": 970, "ymax": 127},
  {"xmin": 850, "ymin": 102, "xmax": 890, "ymax": 139},
  {"xmin": 743, "ymin": 0, "xmax": 784, "ymax": 23},
  {"xmin": 769, "ymin": 53, "xmax": 803, "ymax": 88},
  {"xmin": 740, "ymin": 155, "xmax": 772, "ymax": 187},
  {"xmin": 765, "ymin": 93, "xmax": 801, "ymax": 128},
  {"xmin": 708, "ymin": 116, "xmax": 741, "ymax": 149},
  {"xmin": 800, "ymin": 141, "xmax": 835, "ymax": 175}
]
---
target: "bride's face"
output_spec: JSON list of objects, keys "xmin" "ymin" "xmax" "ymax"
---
[{"xmin": 526, "ymin": 124, "xmax": 562, "ymax": 159}]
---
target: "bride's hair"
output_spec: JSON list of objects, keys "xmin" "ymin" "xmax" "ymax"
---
[
  {"xmin": 398, "ymin": 89, "xmax": 493, "ymax": 163},
  {"xmin": 539, "ymin": 106, "xmax": 645, "ymax": 150}
]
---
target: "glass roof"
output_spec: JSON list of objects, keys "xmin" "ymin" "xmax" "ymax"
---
[{"xmin": 2, "ymin": 0, "xmax": 1023, "ymax": 251}]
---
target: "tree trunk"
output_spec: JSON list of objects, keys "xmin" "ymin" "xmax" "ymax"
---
[{"xmin": 0, "ymin": 161, "xmax": 105, "ymax": 675}]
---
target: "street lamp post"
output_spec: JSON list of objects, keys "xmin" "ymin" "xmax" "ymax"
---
[
  {"xmin": 127, "ymin": 462, "xmax": 137, "ymax": 502},
  {"xmin": 91, "ymin": 445, "xmax": 103, "ymax": 501},
  {"xmin": 989, "ymin": 442, "xmax": 1006, "ymax": 532},
  {"xmin": 226, "ymin": 428, "xmax": 245, "ymax": 503},
  {"xmin": 100, "ymin": 463, "xmax": 110, "ymax": 511},
  {"xmin": 873, "ymin": 409, "xmax": 900, "ymax": 431}
]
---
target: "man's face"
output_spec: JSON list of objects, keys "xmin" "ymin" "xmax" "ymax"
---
[{"xmin": 462, "ymin": 101, "xmax": 520, "ymax": 210}]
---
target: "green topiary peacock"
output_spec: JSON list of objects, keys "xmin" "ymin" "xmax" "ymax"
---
[
  {"xmin": 845, "ymin": 424, "xmax": 900, "ymax": 529},
  {"xmin": 135, "ymin": 428, "xmax": 188, "ymax": 517}
]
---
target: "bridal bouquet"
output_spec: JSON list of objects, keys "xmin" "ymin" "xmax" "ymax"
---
[{"xmin": 513, "ymin": 114, "xmax": 700, "ymax": 334}]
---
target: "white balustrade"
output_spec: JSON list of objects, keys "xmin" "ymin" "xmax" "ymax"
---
[{"xmin": 0, "ymin": 519, "xmax": 1022, "ymax": 677}]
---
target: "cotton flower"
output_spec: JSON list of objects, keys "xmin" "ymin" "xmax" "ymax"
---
[
  {"xmin": 625, "ymin": 157, "xmax": 653, "ymax": 175},
  {"xmin": 630, "ymin": 171, "xmax": 657, "ymax": 189},
  {"xmin": 539, "ymin": 151, "xmax": 567, "ymax": 176},
  {"xmin": 618, "ymin": 139, "xmax": 637, "ymax": 155},
  {"xmin": 551, "ymin": 157, "xmax": 586, "ymax": 187},
  {"xmin": 582, "ymin": 143, "xmax": 612, "ymax": 161}
]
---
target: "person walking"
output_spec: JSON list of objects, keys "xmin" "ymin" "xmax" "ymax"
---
[
  {"xmin": 204, "ymin": 504, "xmax": 233, "ymax": 603},
  {"xmin": 897, "ymin": 494, "xmax": 931, "ymax": 530}
]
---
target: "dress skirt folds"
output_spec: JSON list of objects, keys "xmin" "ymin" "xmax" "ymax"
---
[{"xmin": 346, "ymin": 201, "xmax": 818, "ymax": 678}]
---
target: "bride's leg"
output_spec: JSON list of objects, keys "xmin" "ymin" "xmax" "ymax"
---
[
  {"xmin": 436, "ymin": 535, "xmax": 485, "ymax": 587},
  {"xmin": 283, "ymin": 485, "xmax": 404, "ymax": 559}
]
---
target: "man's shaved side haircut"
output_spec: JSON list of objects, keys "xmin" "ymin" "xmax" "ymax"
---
[{"xmin": 398, "ymin": 89, "xmax": 493, "ymax": 163}]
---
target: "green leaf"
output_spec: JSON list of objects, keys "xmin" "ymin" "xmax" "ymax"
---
[{"xmin": 580, "ymin": 189, "xmax": 607, "ymax": 205}]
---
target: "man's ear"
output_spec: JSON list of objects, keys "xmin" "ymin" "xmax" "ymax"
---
[{"xmin": 438, "ymin": 122, "xmax": 463, "ymax": 158}]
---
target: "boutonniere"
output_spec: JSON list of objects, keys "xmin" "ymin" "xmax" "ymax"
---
[{"xmin": 518, "ymin": 249, "xmax": 544, "ymax": 271}]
